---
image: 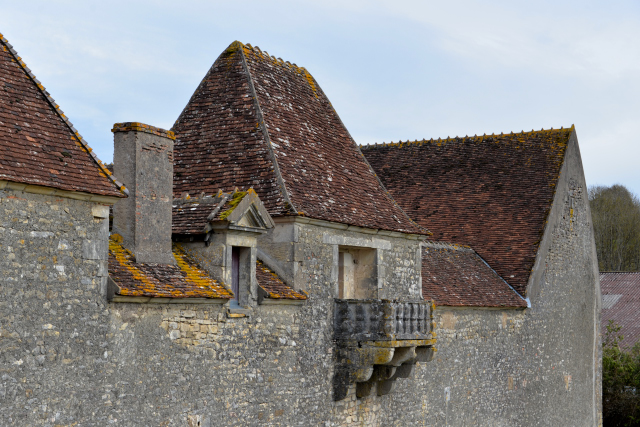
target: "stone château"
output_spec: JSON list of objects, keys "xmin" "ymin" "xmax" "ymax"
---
[{"xmin": 0, "ymin": 35, "xmax": 601, "ymax": 426}]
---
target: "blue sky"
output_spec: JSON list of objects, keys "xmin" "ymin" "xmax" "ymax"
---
[{"xmin": 1, "ymin": 0, "xmax": 639, "ymax": 196}]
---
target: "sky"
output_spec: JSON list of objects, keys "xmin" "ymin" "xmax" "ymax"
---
[{"xmin": 1, "ymin": 0, "xmax": 638, "ymax": 196}]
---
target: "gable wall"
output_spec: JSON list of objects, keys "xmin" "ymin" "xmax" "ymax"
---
[{"xmin": 365, "ymin": 132, "xmax": 601, "ymax": 426}]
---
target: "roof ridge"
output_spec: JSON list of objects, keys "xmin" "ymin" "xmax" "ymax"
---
[
  {"xmin": 171, "ymin": 42, "xmax": 242, "ymax": 131},
  {"xmin": 600, "ymin": 271, "xmax": 640, "ymax": 274},
  {"xmin": 0, "ymin": 32, "xmax": 128, "ymax": 196},
  {"xmin": 241, "ymin": 42, "xmax": 319, "ymax": 98},
  {"xmin": 423, "ymin": 240, "xmax": 473, "ymax": 251},
  {"xmin": 360, "ymin": 125, "xmax": 575, "ymax": 150},
  {"xmin": 237, "ymin": 41, "xmax": 298, "ymax": 215},
  {"xmin": 241, "ymin": 41, "xmax": 426, "ymax": 234}
]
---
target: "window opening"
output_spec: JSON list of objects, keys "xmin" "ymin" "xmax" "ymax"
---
[
  {"xmin": 338, "ymin": 247, "xmax": 377, "ymax": 299},
  {"xmin": 231, "ymin": 246, "xmax": 240, "ymax": 307}
]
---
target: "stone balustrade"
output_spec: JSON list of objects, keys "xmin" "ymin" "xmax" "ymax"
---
[{"xmin": 334, "ymin": 299, "xmax": 434, "ymax": 342}]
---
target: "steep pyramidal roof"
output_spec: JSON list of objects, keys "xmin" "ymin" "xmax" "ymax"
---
[
  {"xmin": 172, "ymin": 41, "xmax": 424, "ymax": 235},
  {"xmin": 362, "ymin": 128, "xmax": 572, "ymax": 296},
  {"xmin": 0, "ymin": 33, "xmax": 125, "ymax": 198}
]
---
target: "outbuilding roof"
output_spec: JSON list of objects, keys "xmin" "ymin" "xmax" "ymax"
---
[
  {"xmin": 0, "ymin": 33, "xmax": 125, "ymax": 198},
  {"xmin": 601, "ymin": 272, "xmax": 640, "ymax": 349},
  {"xmin": 422, "ymin": 242, "xmax": 527, "ymax": 308},
  {"xmin": 362, "ymin": 128, "xmax": 572, "ymax": 296},
  {"xmin": 172, "ymin": 41, "xmax": 424, "ymax": 235},
  {"xmin": 108, "ymin": 236, "xmax": 234, "ymax": 299},
  {"xmin": 256, "ymin": 260, "xmax": 307, "ymax": 301},
  {"xmin": 109, "ymin": 235, "xmax": 304, "ymax": 301}
]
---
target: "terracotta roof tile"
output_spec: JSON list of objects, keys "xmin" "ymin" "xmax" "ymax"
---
[
  {"xmin": 422, "ymin": 242, "xmax": 526, "ymax": 308},
  {"xmin": 601, "ymin": 272, "xmax": 640, "ymax": 349},
  {"xmin": 363, "ymin": 128, "xmax": 572, "ymax": 296},
  {"xmin": 108, "ymin": 236, "xmax": 233, "ymax": 299},
  {"xmin": 256, "ymin": 260, "xmax": 307, "ymax": 300},
  {"xmin": 172, "ymin": 194, "xmax": 223, "ymax": 235},
  {"xmin": 172, "ymin": 41, "xmax": 424, "ymax": 235},
  {"xmin": 0, "ymin": 33, "xmax": 125, "ymax": 197}
]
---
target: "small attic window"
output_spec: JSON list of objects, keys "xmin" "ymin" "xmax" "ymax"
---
[
  {"xmin": 230, "ymin": 246, "xmax": 252, "ymax": 308},
  {"xmin": 338, "ymin": 246, "xmax": 377, "ymax": 299}
]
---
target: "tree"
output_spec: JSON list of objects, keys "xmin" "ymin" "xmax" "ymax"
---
[
  {"xmin": 589, "ymin": 185, "xmax": 640, "ymax": 272},
  {"xmin": 602, "ymin": 320, "xmax": 640, "ymax": 426}
]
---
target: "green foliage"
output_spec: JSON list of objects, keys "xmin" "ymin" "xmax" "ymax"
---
[
  {"xmin": 602, "ymin": 320, "xmax": 640, "ymax": 426},
  {"xmin": 589, "ymin": 185, "xmax": 640, "ymax": 272}
]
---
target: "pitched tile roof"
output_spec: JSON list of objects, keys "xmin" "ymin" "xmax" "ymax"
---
[
  {"xmin": 0, "ymin": 33, "xmax": 125, "ymax": 198},
  {"xmin": 362, "ymin": 128, "xmax": 572, "ymax": 296},
  {"xmin": 256, "ymin": 260, "xmax": 307, "ymax": 300},
  {"xmin": 172, "ymin": 194, "xmax": 222, "ymax": 235},
  {"xmin": 109, "ymin": 236, "xmax": 233, "ymax": 299},
  {"xmin": 422, "ymin": 242, "xmax": 527, "ymax": 308},
  {"xmin": 109, "ymin": 235, "xmax": 303, "ymax": 301},
  {"xmin": 600, "ymin": 272, "xmax": 640, "ymax": 349},
  {"xmin": 172, "ymin": 41, "xmax": 424, "ymax": 235}
]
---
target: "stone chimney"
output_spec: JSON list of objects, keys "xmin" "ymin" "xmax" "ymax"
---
[{"xmin": 112, "ymin": 122, "xmax": 176, "ymax": 264}]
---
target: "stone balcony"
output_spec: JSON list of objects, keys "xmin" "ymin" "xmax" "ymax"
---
[{"xmin": 333, "ymin": 299, "xmax": 437, "ymax": 400}]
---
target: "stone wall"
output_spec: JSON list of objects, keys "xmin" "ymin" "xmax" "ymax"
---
[
  {"xmin": 0, "ymin": 189, "xmax": 111, "ymax": 424},
  {"xmin": 0, "ymin": 135, "xmax": 601, "ymax": 427},
  {"xmin": 0, "ymin": 201, "xmax": 427, "ymax": 426}
]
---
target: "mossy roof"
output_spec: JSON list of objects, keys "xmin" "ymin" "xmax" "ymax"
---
[
  {"xmin": 108, "ymin": 236, "xmax": 233, "ymax": 299},
  {"xmin": 256, "ymin": 260, "xmax": 307, "ymax": 300}
]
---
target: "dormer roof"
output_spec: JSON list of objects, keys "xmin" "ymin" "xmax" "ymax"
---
[
  {"xmin": 0, "ymin": 33, "xmax": 126, "ymax": 198},
  {"xmin": 172, "ymin": 41, "xmax": 425, "ymax": 236},
  {"xmin": 172, "ymin": 188, "xmax": 274, "ymax": 235}
]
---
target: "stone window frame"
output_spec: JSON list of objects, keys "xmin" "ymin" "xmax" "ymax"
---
[{"xmin": 323, "ymin": 234, "xmax": 391, "ymax": 300}]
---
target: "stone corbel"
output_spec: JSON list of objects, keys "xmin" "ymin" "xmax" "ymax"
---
[{"xmin": 333, "ymin": 341, "xmax": 436, "ymax": 400}]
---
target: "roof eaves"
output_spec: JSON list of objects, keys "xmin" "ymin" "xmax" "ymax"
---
[{"xmin": 0, "ymin": 33, "xmax": 128, "ymax": 197}]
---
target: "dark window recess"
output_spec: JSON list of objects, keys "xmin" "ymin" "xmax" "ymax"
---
[{"xmin": 232, "ymin": 246, "xmax": 240, "ymax": 305}]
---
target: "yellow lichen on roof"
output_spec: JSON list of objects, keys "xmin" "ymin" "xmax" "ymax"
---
[
  {"xmin": 256, "ymin": 260, "xmax": 307, "ymax": 300},
  {"xmin": 173, "ymin": 244, "xmax": 234, "ymax": 298},
  {"xmin": 218, "ymin": 190, "xmax": 248, "ymax": 220},
  {"xmin": 108, "ymin": 236, "xmax": 233, "ymax": 299},
  {"xmin": 241, "ymin": 42, "xmax": 319, "ymax": 98}
]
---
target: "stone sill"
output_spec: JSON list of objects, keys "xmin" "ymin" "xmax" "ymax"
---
[
  {"xmin": 227, "ymin": 307, "xmax": 252, "ymax": 318},
  {"xmin": 110, "ymin": 296, "xmax": 228, "ymax": 304},
  {"xmin": 259, "ymin": 298, "xmax": 305, "ymax": 306}
]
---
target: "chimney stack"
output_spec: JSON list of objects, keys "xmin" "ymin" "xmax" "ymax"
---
[{"xmin": 112, "ymin": 122, "xmax": 176, "ymax": 264}]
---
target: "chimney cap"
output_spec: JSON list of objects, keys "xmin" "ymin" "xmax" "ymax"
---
[{"xmin": 112, "ymin": 122, "xmax": 175, "ymax": 140}]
